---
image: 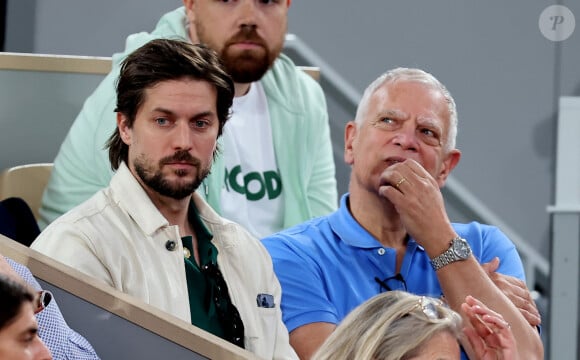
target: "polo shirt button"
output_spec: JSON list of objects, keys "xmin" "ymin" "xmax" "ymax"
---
[
  {"xmin": 378, "ymin": 248, "xmax": 385, "ymax": 255},
  {"xmin": 165, "ymin": 240, "xmax": 177, "ymax": 251}
]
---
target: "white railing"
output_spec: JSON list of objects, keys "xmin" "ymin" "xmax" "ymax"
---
[{"xmin": 546, "ymin": 97, "xmax": 580, "ymax": 360}]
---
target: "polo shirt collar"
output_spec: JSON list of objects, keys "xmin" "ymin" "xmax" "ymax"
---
[
  {"xmin": 187, "ymin": 199, "xmax": 213, "ymax": 241},
  {"xmin": 329, "ymin": 193, "xmax": 425, "ymax": 252},
  {"xmin": 329, "ymin": 194, "xmax": 383, "ymax": 249}
]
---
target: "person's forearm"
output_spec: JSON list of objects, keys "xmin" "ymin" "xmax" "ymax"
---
[{"xmin": 437, "ymin": 257, "xmax": 543, "ymax": 359}]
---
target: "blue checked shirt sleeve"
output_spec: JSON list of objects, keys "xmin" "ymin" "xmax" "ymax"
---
[{"xmin": 7, "ymin": 257, "xmax": 100, "ymax": 360}]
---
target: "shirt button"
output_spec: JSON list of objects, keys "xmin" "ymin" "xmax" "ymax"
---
[
  {"xmin": 378, "ymin": 248, "xmax": 386, "ymax": 255},
  {"xmin": 165, "ymin": 240, "xmax": 177, "ymax": 251}
]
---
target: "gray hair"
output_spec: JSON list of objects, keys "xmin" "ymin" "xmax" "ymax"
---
[
  {"xmin": 311, "ymin": 291, "xmax": 462, "ymax": 360},
  {"xmin": 354, "ymin": 67, "xmax": 458, "ymax": 152}
]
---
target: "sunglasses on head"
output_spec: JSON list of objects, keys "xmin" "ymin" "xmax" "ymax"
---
[
  {"xmin": 406, "ymin": 296, "xmax": 448, "ymax": 322},
  {"xmin": 33, "ymin": 290, "xmax": 52, "ymax": 314}
]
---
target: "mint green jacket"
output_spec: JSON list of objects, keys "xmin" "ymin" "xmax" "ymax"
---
[{"xmin": 39, "ymin": 7, "xmax": 337, "ymax": 231}]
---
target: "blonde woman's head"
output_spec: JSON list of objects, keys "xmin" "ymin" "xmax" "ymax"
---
[{"xmin": 312, "ymin": 291, "xmax": 462, "ymax": 360}]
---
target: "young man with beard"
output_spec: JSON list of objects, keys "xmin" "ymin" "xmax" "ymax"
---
[
  {"xmin": 32, "ymin": 39, "xmax": 298, "ymax": 359},
  {"xmin": 39, "ymin": 0, "xmax": 337, "ymax": 239}
]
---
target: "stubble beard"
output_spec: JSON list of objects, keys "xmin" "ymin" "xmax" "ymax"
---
[{"xmin": 134, "ymin": 151, "xmax": 210, "ymax": 200}]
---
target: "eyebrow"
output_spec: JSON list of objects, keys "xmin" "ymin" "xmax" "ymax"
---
[
  {"xmin": 416, "ymin": 116, "xmax": 444, "ymax": 133},
  {"xmin": 375, "ymin": 108, "xmax": 444, "ymax": 134},
  {"xmin": 376, "ymin": 109, "xmax": 407, "ymax": 119},
  {"xmin": 20, "ymin": 326, "xmax": 39, "ymax": 338},
  {"xmin": 151, "ymin": 108, "xmax": 215, "ymax": 121}
]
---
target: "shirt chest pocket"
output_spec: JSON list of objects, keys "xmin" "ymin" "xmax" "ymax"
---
[{"xmin": 245, "ymin": 306, "xmax": 277, "ymax": 359}]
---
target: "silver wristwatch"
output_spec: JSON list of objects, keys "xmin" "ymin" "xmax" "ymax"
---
[{"xmin": 430, "ymin": 237, "xmax": 472, "ymax": 271}]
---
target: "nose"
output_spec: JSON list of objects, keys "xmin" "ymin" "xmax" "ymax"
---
[
  {"xmin": 392, "ymin": 127, "xmax": 418, "ymax": 152},
  {"xmin": 238, "ymin": 0, "xmax": 258, "ymax": 27},
  {"xmin": 173, "ymin": 122, "xmax": 194, "ymax": 151},
  {"xmin": 34, "ymin": 336, "xmax": 52, "ymax": 360}
]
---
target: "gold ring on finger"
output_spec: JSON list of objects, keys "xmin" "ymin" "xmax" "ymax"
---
[{"xmin": 395, "ymin": 177, "xmax": 407, "ymax": 189}]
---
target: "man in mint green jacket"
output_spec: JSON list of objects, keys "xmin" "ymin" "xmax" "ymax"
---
[{"xmin": 40, "ymin": 2, "xmax": 337, "ymax": 238}]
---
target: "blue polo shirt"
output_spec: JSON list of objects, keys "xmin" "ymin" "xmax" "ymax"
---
[{"xmin": 262, "ymin": 193, "xmax": 525, "ymax": 353}]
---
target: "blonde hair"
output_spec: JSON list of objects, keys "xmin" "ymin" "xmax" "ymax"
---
[{"xmin": 312, "ymin": 291, "xmax": 462, "ymax": 360}]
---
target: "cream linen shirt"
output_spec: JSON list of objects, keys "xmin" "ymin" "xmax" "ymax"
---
[{"xmin": 32, "ymin": 162, "xmax": 297, "ymax": 359}]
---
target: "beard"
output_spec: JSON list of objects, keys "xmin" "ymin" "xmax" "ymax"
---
[
  {"xmin": 134, "ymin": 150, "xmax": 210, "ymax": 200},
  {"xmin": 196, "ymin": 24, "xmax": 282, "ymax": 83}
]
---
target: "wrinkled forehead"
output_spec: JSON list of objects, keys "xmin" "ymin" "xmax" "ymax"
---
[{"xmin": 371, "ymin": 80, "xmax": 450, "ymax": 117}]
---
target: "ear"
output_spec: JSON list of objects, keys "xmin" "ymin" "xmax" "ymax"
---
[
  {"xmin": 287, "ymin": 0, "xmax": 292, "ymax": 6},
  {"xmin": 436, "ymin": 149, "xmax": 461, "ymax": 187},
  {"xmin": 182, "ymin": 0, "xmax": 199, "ymax": 42},
  {"xmin": 117, "ymin": 112, "xmax": 132, "ymax": 146},
  {"xmin": 344, "ymin": 121, "xmax": 358, "ymax": 165},
  {"xmin": 183, "ymin": 0, "xmax": 194, "ymax": 11}
]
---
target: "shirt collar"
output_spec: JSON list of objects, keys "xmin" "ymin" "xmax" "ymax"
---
[
  {"xmin": 328, "ymin": 194, "xmax": 383, "ymax": 249},
  {"xmin": 109, "ymin": 162, "xmax": 254, "ymax": 250},
  {"xmin": 329, "ymin": 193, "xmax": 425, "ymax": 252},
  {"xmin": 110, "ymin": 162, "xmax": 169, "ymax": 235},
  {"xmin": 187, "ymin": 199, "xmax": 213, "ymax": 241}
]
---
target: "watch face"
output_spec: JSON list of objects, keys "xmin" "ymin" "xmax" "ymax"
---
[{"xmin": 453, "ymin": 238, "xmax": 471, "ymax": 258}]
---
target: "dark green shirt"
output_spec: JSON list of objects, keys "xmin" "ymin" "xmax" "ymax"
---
[{"xmin": 181, "ymin": 202, "xmax": 225, "ymax": 340}]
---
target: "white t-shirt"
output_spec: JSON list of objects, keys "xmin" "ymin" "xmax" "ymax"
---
[{"xmin": 220, "ymin": 82, "xmax": 284, "ymax": 238}]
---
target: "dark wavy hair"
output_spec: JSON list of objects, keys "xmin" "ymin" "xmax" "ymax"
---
[
  {"xmin": 0, "ymin": 274, "xmax": 34, "ymax": 330},
  {"xmin": 106, "ymin": 38, "xmax": 235, "ymax": 170}
]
